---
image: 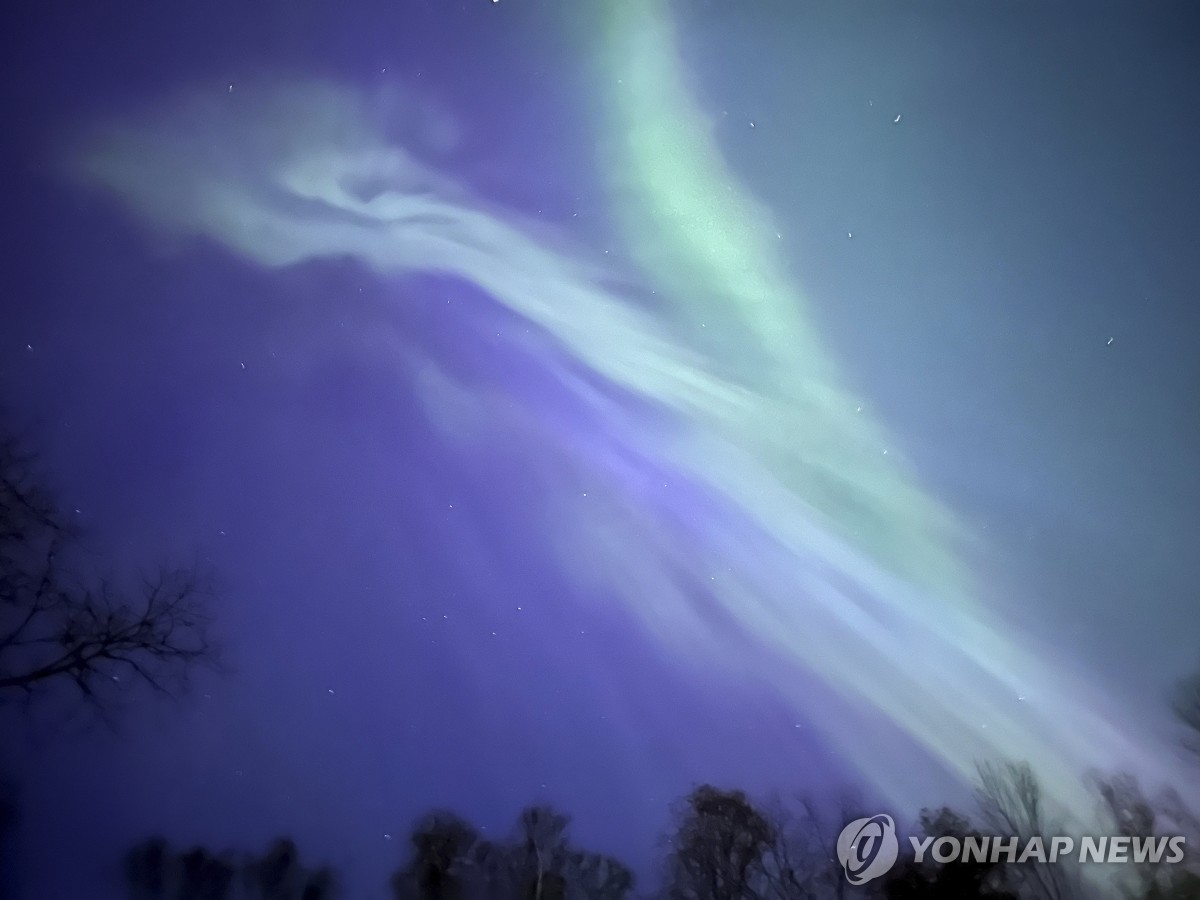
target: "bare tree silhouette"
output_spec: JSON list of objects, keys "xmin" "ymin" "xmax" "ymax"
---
[
  {"xmin": 662, "ymin": 785, "xmax": 777, "ymax": 900},
  {"xmin": 0, "ymin": 776, "xmax": 15, "ymax": 900},
  {"xmin": 974, "ymin": 761, "xmax": 1078, "ymax": 900},
  {"xmin": 881, "ymin": 806, "xmax": 1016, "ymax": 900},
  {"xmin": 390, "ymin": 805, "xmax": 634, "ymax": 900},
  {"xmin": 0, "ymin": 427, "xmax": 217, "ymax": 709},
  {"xmin": 759, "ymin": 790, "xmax": 872, "ymax": 900},
  {"xmin": 1086, "ymin": 770, "xmax": 1200, "ymax": 900},
  {"xmin": 124, "ymin": 836, "xmax": 337, "ymax": 900},
  {"xmin": 391, "ymin": 811, "xmax": 479, "ymax": 900}
]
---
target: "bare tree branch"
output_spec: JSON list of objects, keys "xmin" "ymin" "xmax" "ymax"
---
[
  {"xmin": 974, "ymin": 761, "xmax": 1078, "ymax": 900},
  {"xmin": 0, "ymin": 426, "xmax": 219, "ymax": 713}
]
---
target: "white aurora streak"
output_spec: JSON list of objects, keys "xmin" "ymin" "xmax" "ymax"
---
[{"xmin": 58, "ymin": 2, "xmax": 1190, "ymax": 851}]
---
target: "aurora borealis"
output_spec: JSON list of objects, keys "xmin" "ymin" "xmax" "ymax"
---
[{"xmin": 4, "ymin": 0, "xmax": 1200, "ymax": 896}]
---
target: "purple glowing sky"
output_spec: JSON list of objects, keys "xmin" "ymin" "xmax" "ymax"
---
[{"xmin": 2, "ymin": 2, "xmax": 1199, "ymax": 898}]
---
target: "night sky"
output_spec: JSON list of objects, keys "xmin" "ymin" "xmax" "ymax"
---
[{"xmin": 3, "ymin": 1, "xmax": 1200, "ymax": 897}]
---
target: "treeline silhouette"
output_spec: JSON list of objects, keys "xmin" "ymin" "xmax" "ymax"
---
[{"xmin": 116, "ymin": 760, "xmax": 1200, "ymax": 900}]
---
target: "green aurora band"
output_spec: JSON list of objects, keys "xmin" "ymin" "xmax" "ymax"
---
[{"xmin": 60, "ymin": 0, "xmax": 1184, "ymax": 840}]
